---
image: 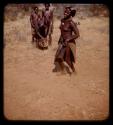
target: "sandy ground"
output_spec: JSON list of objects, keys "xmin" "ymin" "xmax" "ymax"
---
[{"xmin": 4, "ymin": 16, "xmax": 109, "ymax": 120}]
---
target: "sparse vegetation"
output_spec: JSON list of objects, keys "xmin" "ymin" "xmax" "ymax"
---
[
  {"xmin": 4, "ymin": 4, "xmax": 109, "ymax": 22},
  {"xmin": 4, "ymin": 4, "xmax": 109, "ymax": 120}
]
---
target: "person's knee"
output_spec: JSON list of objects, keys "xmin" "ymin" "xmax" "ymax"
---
[{"xmin": 56, "ymin": 58, "xmax": 62, "ymax": 63}]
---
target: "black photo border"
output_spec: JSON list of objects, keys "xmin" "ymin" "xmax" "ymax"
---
[{"xmin": 0, "ymin": 0, "xmax": 112, "ymax": 124}]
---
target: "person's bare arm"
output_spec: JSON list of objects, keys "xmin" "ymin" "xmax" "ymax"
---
[
  {"xmin": 66, "ymin": 21, "xmax": 80, "ymax": 42},
  {"xmin": 30, "ymin": 14, "xmax": 35, "ymax": 27},
  {"xmin": 48, "ymin": 10, "xmax": 54, "ymax": 35},
  {"xmin": 35, "ymin": 27, "xmax": 44, "ymax": 39},
  {"xmin": 71, "ymin": 21, "xmax": 80, "ymax": 39},
  {"xmin": 34, "ymin": 21, "xmax": 44, "ymax": 39},
  {"xmin": 51, "ymin": 10, "xmax": 54, "ymax": 31}
]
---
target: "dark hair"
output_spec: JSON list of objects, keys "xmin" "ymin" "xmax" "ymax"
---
[
  {"xmin": 65, "ymin": 6, "xmax": 76, "ymax": 17},
  {"xmin": 65, "ymin": 6, "xmax": 71, "ymax": 9},
  {"xmin": 33, "ymin": 6, "xmax": 38, "ymax": 10},
  {"xmin": 71, "ymin": 9, "xmax": 76, "ymax": 17},
  {"xmin": 45, "ymin": 4, "xmax": 50, "ymax": 7}
]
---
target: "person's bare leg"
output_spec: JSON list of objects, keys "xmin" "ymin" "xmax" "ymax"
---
[
  {"xmin": 59, "ymin": 62, "xmax": 64, "ymax": 71},
  {"xmin": 65, "ymin": 51, "xmax": 72, "ymax": 70},
  {"xmin": 71, "ymin": 63, "xmax": 75, "ymax": 72},
  {"xmin": 59, "ymin": 61, "xmax": 66, "ymax": 74},
  {"xmin": 36, "ymin": 38, "xmax": 39, "ymax": 48},
  {"xmin": 32, "ymin": 35, "xmax": 34, "ymax": 43},
  {"xmin": 48, "ymin": 35, "xmax": 52, "ymax": 46},
  {"xmin": 65, "ymin": 47, "xmax": 76, "ymax": 73}
]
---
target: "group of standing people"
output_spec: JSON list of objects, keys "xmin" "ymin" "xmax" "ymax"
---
[
  {"xmin": 30, "ymin": 4, "xmax": 53, "ymax": 49},
  {"xmin": 30, "ymin": 4, "xmax": 80, "ymax": 74}
]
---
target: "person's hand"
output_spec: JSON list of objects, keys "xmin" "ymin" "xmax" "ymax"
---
[
  {"xmin": 64, "ymin": 39, "xmax": 70, "ymax": 46},
  {"xmin": 63, "ymin": 41, "xmax": 68, "ymax": 47},
  {"xmin": 65, "ymin": 38, "xmax": 70, "ymax": 43},
  {"xmin": 51, "ymin": 25, "xmax": 54, "ymax": 33},
  {"xmin": 48, "ymin": 30, "xmax": 51, "ymax": 36},
  {"xmin": 31, "ymin": 23, "xmax": 35, "ymax": 28},
  {"xmin": 41, "ymin": 37, "xmax": 45, "ymax": 40},
  {"xmin": 65, "ymin": 41, "xmax": 68, "ymax": 46}
]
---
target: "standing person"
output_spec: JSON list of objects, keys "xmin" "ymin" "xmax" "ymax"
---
[
  {"xmin": 30, "ymin": 6, "xmax": 45, "ymax": 48},
  {"xmin": 42, "ymin": 3, "xmax": 54, "ymax": 46},
  {"xmin": 54, "ymin": 6, "xmax": 80, "ymax": 74},
  {"xmin": 37, "ymin": 12, "xmax": 48, "ymax": 49},
  {"xmin": 30, "ymin": 6, "xmax": 39, "ymax": 44}
]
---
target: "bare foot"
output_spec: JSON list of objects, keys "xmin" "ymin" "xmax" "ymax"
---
[
  {"xmin": 72, "ymin": 70, "xmax": 77, "ymax": 75},
  {"xmin": 61, "ymin": 69, "xmax": 67, "ymax": 75}
]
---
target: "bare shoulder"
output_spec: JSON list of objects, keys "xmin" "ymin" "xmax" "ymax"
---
[
  {"xmin": 30, "ymin": 12, "xmax": 34, "ymax": 17},
  {"xmin": 31, "ymin": 11, "xmax": 34, "ymax": 15},
  {"xmin": 42, "ymin": 8, "xmax": 45, "ymax": 12},
  {"xmin": 50, "ymin": 7, "xmax": 54, "ymax": 12},
  {"xmin": 70, "ymin": 20, "xmax": 77, "ymax": 26},
  {"xmin": 69, "ymin": 20, "xmax": 77, "ymax": 29}
]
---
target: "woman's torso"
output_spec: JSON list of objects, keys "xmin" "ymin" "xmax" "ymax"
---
[
  {"xmin": 31, "ymin": 12, "xmax": 39, "ymax": 26},
  {"xmin": 43, "ymin": 9, "xmax": 52, "ymax": 26},
  {"xmin": 60, "ymin": 18, "xmax": 74, "ymax": 41}
]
